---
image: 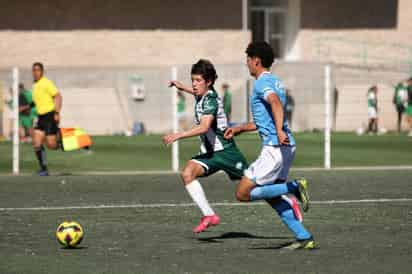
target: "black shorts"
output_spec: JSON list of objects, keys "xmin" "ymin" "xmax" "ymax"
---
[{"xmin": 35, "ymin": 111, "xmax": 59, "ymax": 136}]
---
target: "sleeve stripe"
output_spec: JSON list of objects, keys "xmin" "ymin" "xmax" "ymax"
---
[{"xmin": 263, "ymin": 89, "xmax": 277, "ymax": 101}]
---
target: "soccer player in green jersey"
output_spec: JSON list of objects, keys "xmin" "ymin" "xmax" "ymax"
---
[
  {"xmin": 393, "ymin": 81, "xmax": 408, "ymax": 132},
  {"xmin": 367, "ymin": 85, "xmax": 379, "ymax": 134},
  {"xmin": 407, "ymin": 78, "xmax": 412, "ymax": 136},
  {"xmin": 163, "ymin": 59, "xmax": 248, "ymax": 233}
]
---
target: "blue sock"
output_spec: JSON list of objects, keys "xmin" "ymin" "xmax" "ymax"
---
[
  {"xmin": 270, "ymin": 199, "xmax": 312, "ymax": 240},
  {"xmin": 250, "ymin": 181, "xmax": 298, "ymax": 201}
]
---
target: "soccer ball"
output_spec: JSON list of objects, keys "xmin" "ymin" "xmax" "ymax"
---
[{"xmin": 56, "ymin": 221, "xmax": 84, "ymax": 248}]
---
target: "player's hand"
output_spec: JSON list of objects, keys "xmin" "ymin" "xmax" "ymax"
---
[
  {"xmin": 278, "ymin": 130, "xmax": 290, "ymax": 145},
  {"xmin": 162, "ymin": 133, "xmax": 179, "ymax": 145},
  {"xmin": 54, "ymin": 113, "xmax": 60, "ymax": 125},
  {"xmin": 168, "ymin": 81, "xmax": 185, "ymax": 91},
  {"xmin": 224, "ymin": 127, "xmax": 238, "ymax": 139}
]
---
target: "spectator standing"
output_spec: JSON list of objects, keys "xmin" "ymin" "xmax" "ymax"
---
[
  {"xmin": 407, "ymin": 78, "xmax": 412, "ymax": 136},
  {"xmin": 393, "ymin": 81, "xmax": 408, "ymax": 132},
  {"xmin": 367, "ymin": 85, "xmax": 379, "ymax": 134},
  {"xmin": 222, "ymin": 83, "xmax": 232, "ymax": 123},
  {"xmin": 4, "ymin": 84, "xmax": 37, "ymax": 142},
  {"xmin": 18, "ymin": 83, "xmax": 37, "ymax": 142}
]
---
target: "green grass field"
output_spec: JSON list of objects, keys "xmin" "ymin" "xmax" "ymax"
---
[
  {"xmin": 0, "ymin": 132, "xmax": 411, "ymax": 174},
  {"xmin": 0, "ymin": 170, "xmax": 412, "ymax": 274}
]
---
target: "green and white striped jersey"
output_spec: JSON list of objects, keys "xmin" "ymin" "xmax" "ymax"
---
[
  {"xmin": 194, "ymin": 90, "xmax": 233, "ymax": 153},
  {"xmin": 367, "ymin": 90, "xmax": 377, "ymax": 109}
]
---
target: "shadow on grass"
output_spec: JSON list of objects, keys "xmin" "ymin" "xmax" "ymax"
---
[
  {"xmin": 60, "ymin": 246, "xmax": 88, "ymax": 250},
  {"xmin": 196, "ymin": 232, "xmax": 292, "ymax": 243},
  {"xmin": 250, "ymin": 242, "xmax": 320, "ymax": 250},
  {"xmin": 249, "ymin": 241, "xmax": 297, "ymax": 250}
]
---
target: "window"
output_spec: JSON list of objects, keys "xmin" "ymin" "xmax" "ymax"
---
[{"xmin": 250, "ymin": 0, "xmax": 288, "ymax": 58}]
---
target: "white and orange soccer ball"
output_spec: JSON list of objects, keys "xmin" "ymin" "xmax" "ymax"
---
[{"xmin": 56, "ymin": 221, "xmax": 84, "ymax": 248}]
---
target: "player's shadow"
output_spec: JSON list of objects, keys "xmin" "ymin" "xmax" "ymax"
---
[
  {"xmin": 250, "ymin": 241, "xmax": 320, "ymax": 250},
  {"xmin": 249, "ymin": 241, "xmax": 297, "ymax": 250},
  {"xmin": 196, "ymin": 232, "xmax": 291, "ymax": 244}
]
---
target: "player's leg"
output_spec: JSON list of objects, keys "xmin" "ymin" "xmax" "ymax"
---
[
  {"xmin": 45, "ymin": 134, "xmax": 59, "ymax": 150},
  {"xmin": 265, "ymin": 146, "xmax": 315, "ymax": 248},
  {"xmin": 44, "ymin": 113, "xmax": 60, "ymax": 150},
  {"xmin": 271, "ymin": 198, "xmax": 316, "ymax": 249},
  {"xmin": 181, "ymin": 159, "xmax": 220, "ymax": 233},
  {"xmin": 267, "ymin": 146, "xmax": 303, "ymax": 221},
  {"xmin": 367, "ymin": 118, "xmax": 373, "ymax": 133},
  {"xmin": 374, "ymin": 117, "xmax": 379, "ymax": 133},
  {"xmin": 408, "ymin": 111, "xmax": 412, "ymax": 135},
  {"xmin": 397, "ymin": 108, "xmax": 402, "ymax": 133},
  {"xmin": 236, "ymin": 146, "xmax": 309, "ymax": 210},
  {"xmin": 32, "ymin": 129, "xmax": 48, "ymax": 175},
  {"xmin": 18, "ymin": 125, "xmax": 25, "ymax": 141},
  {"xmin": 236, "ymin": 173, "xmax": 300, "ymax": 202}
]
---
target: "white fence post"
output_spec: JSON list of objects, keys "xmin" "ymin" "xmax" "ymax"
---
[
  {"xmin": 324, "ymin": 64, "xmax": 332, "ymax": 170},
  {"xmin": 12, "ymin": 67, "xmax": 19, "ymax": 175},
  {"xmin": 171, "ymin": 66, "xmax": 179, "ymax": 172}
]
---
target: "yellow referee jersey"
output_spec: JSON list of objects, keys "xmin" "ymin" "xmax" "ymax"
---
[{"xmin": 32, "ymin": 76, "xmax": 59, "ymax": 115}]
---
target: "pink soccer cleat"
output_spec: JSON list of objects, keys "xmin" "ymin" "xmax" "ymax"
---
[
  {"xmin": 193, "ymin": 214, "xmax": 220, "ymax": 233},
  {"xmin": 282, "ymin": 195, "xmax": 303, "ymax": 222}
]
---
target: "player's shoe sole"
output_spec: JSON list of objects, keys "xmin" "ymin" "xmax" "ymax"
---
[
  {"xmin": 296, "ymin": 178, "xmax": 310, "ymax": 212},
  {"xmin": 282, "ymin": 238, "xmax": 318, "ymax": 250}
]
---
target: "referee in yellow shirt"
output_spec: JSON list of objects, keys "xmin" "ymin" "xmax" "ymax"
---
[{"xmin": 31, "ymin": 62, "xmax": 62, "ymax": 176}]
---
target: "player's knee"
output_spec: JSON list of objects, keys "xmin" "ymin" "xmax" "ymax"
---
[
  {"xmin": 181, "ymin": 169, "xmax": 195, "ymax": 185},
  {"xmin": 46, "ymin": 142, "xmax": 58, "ymax": 150},
  {"xmin": 235, "ymin": 190, "xmax": 250, "ymax": 202}
]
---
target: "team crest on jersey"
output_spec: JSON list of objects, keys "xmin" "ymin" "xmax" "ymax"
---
[{"xmin": 236, "ymin": 162, "xmax": 243, "ymax": 170}]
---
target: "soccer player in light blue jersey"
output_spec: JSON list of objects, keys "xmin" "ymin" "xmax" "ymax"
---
[{"xmin": 225, "ymin": 42, "xmax": 316, "ymax": 249}]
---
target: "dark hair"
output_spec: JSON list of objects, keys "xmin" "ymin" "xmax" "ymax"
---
[
  {"xmin": 32, "ymin": 62, "xmax": 44, "ymax": 71},
  {"xmin": 245, "ymin": 41, "xmax": 275, "ymax": 68},
  {"xmin": 191, "ymin": 59, "xmax": 218, "ymax": 90}
]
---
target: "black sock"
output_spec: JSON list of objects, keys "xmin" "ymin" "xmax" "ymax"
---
[{"xmin": 34, "ymin": 145, "xmax": 48, "ymax": 171}]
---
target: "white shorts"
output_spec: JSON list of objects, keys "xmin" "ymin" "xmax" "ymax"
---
[
  {"xmin": 244, "ymin": 146, "xmax": 296, "ymax": 185},
  {"xmin": 368, "ymin": 107, "xmax": 378, "ymax": 119}
]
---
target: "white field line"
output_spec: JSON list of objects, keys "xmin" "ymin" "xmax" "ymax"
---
[
  {"xmin": 0, "ymin": 198, "xmax": 411, "ymax": 212},
  {"xmin": 2, "ymin": 165, "xmax": 412, "ymax": 176}
]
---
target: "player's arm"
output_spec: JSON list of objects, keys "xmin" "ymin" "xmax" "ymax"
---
[
  {"xmin": 224, "ymin": 122, "xmax": 257, "ymax": 139},
  {"xmin": 266, "ymin": 92, "xmax": 289, "ymax": 145},
  {"xmin": 19, "ymin": 105, "xmax": 31, "ymax": 112},
  {"xmin": 169, "ymin": 81, "xmax": 195, "ymax": 95},
  {"xmin": 54, "ymin": 92, "xmax": 62, "ymax": 113},
  {"xmin": 53, "ymin": 92, "xmax": 62, "ymax": 124},
  {"xmin": 163, "ymin": 115, "xmax": 213, "ymax": 145}
]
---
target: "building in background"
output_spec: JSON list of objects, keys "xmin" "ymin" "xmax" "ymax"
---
[
  {"xmin": 0, "ymin": 0, "xmax": 411, "ymax": 134},
  {"xmin": 0, "ymin": 0, "xmax": 410, "ymax": 68}
]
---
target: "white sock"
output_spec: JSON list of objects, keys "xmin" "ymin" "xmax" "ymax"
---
[{"xmin": 185, "ymin": 180, "xmax": 215, "ymax": 216}]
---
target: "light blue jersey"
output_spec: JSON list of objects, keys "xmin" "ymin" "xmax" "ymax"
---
[{"xmin": 251, "ymin": 71, "xmax": 296, "ymax": 146}]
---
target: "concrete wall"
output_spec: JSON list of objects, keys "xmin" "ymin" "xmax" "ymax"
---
[
  {"xmin": 297, "ymin": 0, "xmax": 412, "ymax": 65},
  {"xmin": 0, "ymin": 30, "xmax": 248, "ymax": 68}
]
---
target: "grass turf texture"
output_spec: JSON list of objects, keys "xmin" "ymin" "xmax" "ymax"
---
[
  {"xmin": 0, "ymin": 132, "xmax": 411, "ymax": 174},
  {"xmin": 0, "ymin": 170, "xmax": 412, "ymax": 273}
]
